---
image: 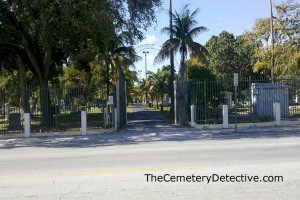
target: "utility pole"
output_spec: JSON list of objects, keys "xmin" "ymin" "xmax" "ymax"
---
[
  {"xmin": 170, "ymin": 0, "xmax": 175, "ymax": 116},
  {"xmin": 269, "ymin": 0, "xmax": 275, "ymax": 83},
  {"xmin": 143, "ymin": 51, "xmax": 149, "ymax": 79}
]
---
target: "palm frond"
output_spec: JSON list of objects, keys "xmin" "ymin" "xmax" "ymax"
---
[
  {"xmin": 187, "ymin": 41, "xmax": 209, "ymax": 63},
  {"xmin": 154, "ymin": 39, "xmax": 180, "ymax": 64},
  {"xmin": 189, "ymin": 26, "xmax": 209, "ymax": 38}
]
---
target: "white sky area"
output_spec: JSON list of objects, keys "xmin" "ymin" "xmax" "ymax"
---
[{"xmin": 140, "ymin": 35, "xmax": 158, "ymax": 45}]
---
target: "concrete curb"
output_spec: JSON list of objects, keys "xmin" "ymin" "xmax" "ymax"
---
[{"xmin": 192, "ymin": 120, "xmax": 300, "ymax": 130}]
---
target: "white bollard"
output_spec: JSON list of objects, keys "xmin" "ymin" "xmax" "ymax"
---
[
  {"xmin": 191, "ymin": 105, "xmax": 196, "ymax": 127},
  {"xmin": 5, "ymin": 103, "xmax": 9, "ymax": 122},
  {"xmin": 273, "ymin": 102, "xmax": 281, "ymax": 126},
  {"xmin": 114, "ymin": 108, "xmax": 118, "ymax": 130},
  {"xmin": 222, "ymin": 105, "xmax": 229, "ymax": 129},
  {"xmin": 81, "ymin": 111, "xmax": 87, "ymax": 135},
  {"xmin": 24, "ymin": 113, "xmax": 31, "ymax": 137}
]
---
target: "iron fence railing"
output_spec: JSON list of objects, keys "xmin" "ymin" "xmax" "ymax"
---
[
  {"xmin": 0, "ymin": 84, "xmax": 115, "ymax": 134},
  {"xmin": 176, "ymin": 77, "xmax": 300, "ymax": 124}
]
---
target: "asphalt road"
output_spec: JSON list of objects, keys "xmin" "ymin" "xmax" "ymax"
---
[{"xmin": 0, "ymin": 104, "xmax": 300, "ymax": 199}]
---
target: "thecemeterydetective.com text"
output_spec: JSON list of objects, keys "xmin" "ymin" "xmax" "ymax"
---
[{"xmin": 144, "ymin": 174, "xmax": 283, "ymax": 184}]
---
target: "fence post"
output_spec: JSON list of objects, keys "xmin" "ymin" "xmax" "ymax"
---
[
  {"xmin": 273, "ymin": 102, "xmax": 281, "ymax": 126},
  {"xmin": 222, "ymin": 105, "xmax": 229, "ymax": 129},
  {"xmin": 174, "ymin": 80, "xmax": 177, "ymax": 124},
  {"xmin": 81, "ymin": 111, "xmax": 87, "ymax": 135},
  {"xmin": 114, "ymin": 108, "xmax": 118, "ymax": 131},
  {"xmin": 191, "ymin": 105, "xmax": 195, "ymax": 127},
  {"xmin": 24, "ymin": 113, "xmax": 31, "ymax": 137}
]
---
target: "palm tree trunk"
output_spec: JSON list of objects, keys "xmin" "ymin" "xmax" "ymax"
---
[
  {"xmin": 178, "ymin": 50, "xmax": 188, "ymax": 124},
  {"xmin": 179, "ymin": 50, "xmax": 186, "ymax": 80},
  {"xmin": 169, "ymin": 0, "xmax": 175, "ymax": 117}
]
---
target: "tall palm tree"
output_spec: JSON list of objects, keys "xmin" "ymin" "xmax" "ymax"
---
[
  {"xmin": 154, "ymin": 4, "xmax": 208, "ymax": 80},
  {"xmin": 154, "ymin": 4, "xmax": 208, "ymax": 124}
]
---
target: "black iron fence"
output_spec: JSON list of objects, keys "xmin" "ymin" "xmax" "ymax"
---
[
  {"xmin": 0, "ymin": 84, "xmax": 115, "ymax": 134},
  {"xmin": 176, "ymin": 77, "xmax": 300, "ymax": 124}
]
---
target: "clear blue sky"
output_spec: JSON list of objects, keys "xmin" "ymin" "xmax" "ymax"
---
[{"xmin": 135, "ymin": 0, "xmax": 283, "ymax": 80}]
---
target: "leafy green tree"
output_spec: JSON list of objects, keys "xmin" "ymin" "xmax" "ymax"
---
[
  {"xmin": 186, "ymin": 57, "xmax": 215, "ymax": 81},
  {"xmin": 59, "ymin": 66, "xmax": 91, "ymax": 88},
  {"xmin": 0, "ymin": 0, "xmax": 162, "ymax": 125},
  {"xmin": 205, "ymin": 31, "xmax": 255, "ymax": 87},
  {"xmin": 275, "ymin": 0, "xmax": 299, "ymax": 46},
  {"xmin": 185, "ymin": 56, "xmax": 224, "ymax": 120},
  {"xmin": 250, "ymin": 0, "xmax": 299, "ymax": 79},
  {"xmin": 273, "ymin": 0, "xmax": 300, "ymax": 78}
]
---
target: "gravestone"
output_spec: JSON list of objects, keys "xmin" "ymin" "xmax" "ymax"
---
[{"xmin": 9, "ymin": 113, "xmax": 21, "ymax": 130}]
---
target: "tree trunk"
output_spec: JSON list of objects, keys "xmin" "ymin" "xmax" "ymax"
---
[
  {"xmin": 17, "ymin": 57, "xmax": 30, "ymax": 119},
  {"xmin": 23, "ymin": 41, "xmax": 53, "ymax": 128},
  {"xmin": 179, "ymin": 50, "xmax": 186, "ymax": 80},
  {"xmin": 177, "ymin": 50, "xmax": 188, "ymax": 124},
  {"xmin": 169, "ymin": 0, "xmax": 175, "ymax": 117}
]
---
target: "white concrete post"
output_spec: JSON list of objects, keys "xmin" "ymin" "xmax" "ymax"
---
[
  {"xmin": 24, "ymin": 113, "xmax": 31, "ymax": 137},
  {"xmin": 81, "ymin": 111, "xmax": 87, "ymax": 135},
  {"xmin": 114, "ymin": 108, "xmax": 118, "ymax": 131},
  {"xmin": 222, "ymin": 105, "xmax": 229, "ymax": 129},
  {"xmin": 191, "ymin": 105, "xmax": 196, "ymax": 127},
  {"xmin": 174, "ymin": 80, "xmax": 177, "ymax": 124},
  {"xmin": 5, "ymin": 103, "xmax": 9, "ymax": 122},
  {"xmin": 273, "ymin": 102, "xmax": 281, "ymax": 126}
]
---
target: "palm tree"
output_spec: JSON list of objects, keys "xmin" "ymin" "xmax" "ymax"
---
[
  {"xmin": 139, "ymin": 78, "xmax": 151, "ymax": 104},
  {"xmin": 154, "ymin": 4, "xmax": 208, "ymax": 80},
  {"xmin": 154, "ymin": 4, "xmax": 208, "ymax": 124},
  {"xmin": 148, "ymin": 69, "xmax": 169, "ymax": 111},
  {"xmin": 97, "ymin": 32, "xmax": 140, "ymax": 98}
]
